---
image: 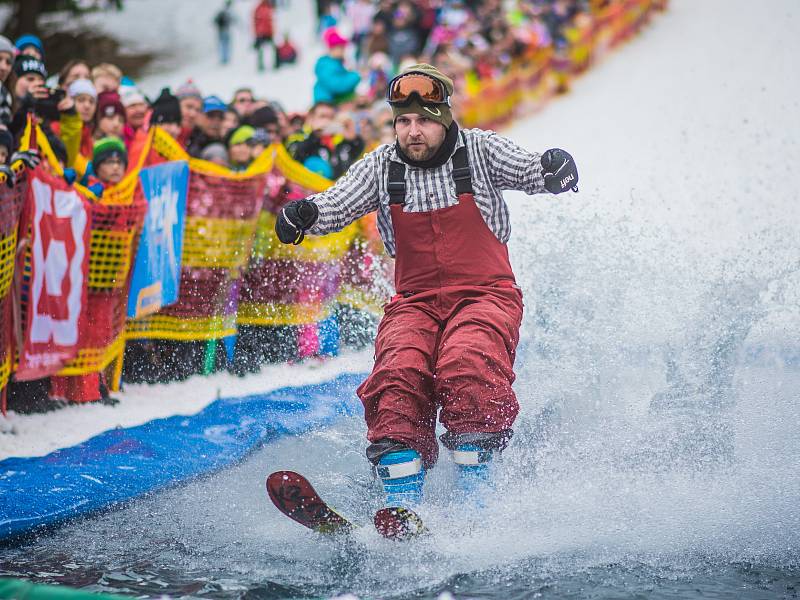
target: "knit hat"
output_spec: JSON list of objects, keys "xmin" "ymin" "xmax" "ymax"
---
[
  {"xmin": 13, "ymin": 55, "xmax": 47, "ymax": 79},
  {"xmin": 247, "ymin": 105, "xmax": 278, "ymax": 128},
  {"xmin": 228, "ymin": 125, "xmax": 255, "ymax": 147},
  {"xmin": 176, "ymin": 79, "xmax": 202, "ymax": 101},
  {"xmin": 68, "ymin": 78, "xmax": 97, "ymax": 100},
  {"xmin": 120, "ymin": 85, "xmax": 147, "ymax": 107},
  {"xmin": 0, "ymin": 35, "xmax": 14, "ymax": 57},
  {"xmin": 389, "ymin": 63, "xmax": 455, "ymax": 129},
  {"xmin": 97, "ymin": 91, "xmax": 126, "ymax": 121},
  {"xmin": 0, "ymin": 128, "xmax": 13, "ymax": 152},
  {"xmin": 200, "ymin": 143, "xmax": 228, "ymax": 163},
  {"xmin": 92, "ymin": 137, "xmax": 128, "ymax": 168},
  {"xmin": 322, "ymin": 27, "xmax": 348, "ymax": 49},
  {"xmin": 150, "ymin": 87, "xmax": 182, "ymax": 125},
  {"xmin": 14, "ymin": 34, "xmax": 44, "ymax": 57}
]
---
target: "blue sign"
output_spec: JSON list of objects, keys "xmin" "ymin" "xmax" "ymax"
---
[{"xmin": 127, "ymin": 161, "xmax": 189, "ymax": 318}]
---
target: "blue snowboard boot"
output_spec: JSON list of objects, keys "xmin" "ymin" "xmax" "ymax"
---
[
  {"xmin": 375, "ymin": 449, "xmax": 425, "ymax": 509},
  {"xmin": 453, "ymin": 444, "xmax": 494, "ymax": 502}
]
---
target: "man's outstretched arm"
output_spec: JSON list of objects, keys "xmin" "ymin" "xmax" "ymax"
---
[
  {"xmin": 481, "ymin": 130, "xmax": 578, "ymax": 195},
  {"xmin": 276, "ymin": 151, "xmax": 381, "ymax": 245}
]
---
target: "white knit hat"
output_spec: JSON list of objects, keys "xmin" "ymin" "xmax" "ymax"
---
[{"xmin": 68, "ymin": 78, "xmax": 97, "ymax": 100}]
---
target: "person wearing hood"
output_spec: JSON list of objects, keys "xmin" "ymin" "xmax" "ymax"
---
[
  {"xmin": 274, "ymin": 64, "xmax": 579, "ymax": 524},
  {"xmin": 313, "ymin": 27, "xmax": 361, "ymax": 106}
]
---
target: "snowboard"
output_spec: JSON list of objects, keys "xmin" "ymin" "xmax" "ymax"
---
[{"xmin": 266, "ymin": 470, "xmax": 355, "ymax": 535}]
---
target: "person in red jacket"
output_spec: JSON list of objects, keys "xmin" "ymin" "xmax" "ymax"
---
[{"xmin": 253, "ymin": 0, "xmax": 275, "ymax": 72}]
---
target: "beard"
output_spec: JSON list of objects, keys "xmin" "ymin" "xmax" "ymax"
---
[{"xmin": 400, "ymin": 139, "xmax": 437, "ymax": 161}]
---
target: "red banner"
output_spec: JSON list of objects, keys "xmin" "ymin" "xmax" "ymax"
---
[{"xmin": 16, "ymin": 168, "xmax": 91, "ymax": 380}]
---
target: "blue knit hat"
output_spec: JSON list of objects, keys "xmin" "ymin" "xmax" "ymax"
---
[{"xmin": 14, "ymin": 34, "xmax": 44, "ymax": 57}]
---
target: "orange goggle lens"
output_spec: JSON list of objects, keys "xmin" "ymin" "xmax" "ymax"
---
[{"xmin": 387, "ymin": 73, "xmax": 448, "ymax": 104}]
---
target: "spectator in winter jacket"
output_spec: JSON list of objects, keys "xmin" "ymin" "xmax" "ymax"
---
[
  {"xmin": 91, "ymin": 63, "xmax": 122, "ymax": 93},
  {"xmin": 0, "ymin": 128, "xmax": 13, "ymax": 164},
  {"xmin": 253, "ymin": 0, "xmax": 275, "ymax": 72},
  {"xmin": 228, "ymin": 125, "xmax": 255, "ymax": 171},
  {"xmin": 187, "ymin": 95, "xmax": 227, "ymax": 156},
  {"xmin": 149, "ymin": 87, "xmax": 183, "ymax": 139},
  {"xmin": 9, "ymin": 55, "xmax": 55, "ymax": 136},
  {"xmin": 66, "ymin": 79, "xmax": 97, "ymax": 158},
  {"xmin": 274, "ymin": 33, "xmax": 298, "ymax": 69},
  {"xmin": 231, "ymin": 87, "xmax": 256, "ymax": 118},
  {"xmin": 92, "ymin": 136, "xmax": 127, "ymax": 187},
  {"xmin": 214, "ymin": 0, "xmax": 234, "ymax": 65},
  {"xmin": 222, "ymin": 106, "xmax": 240, "ymax": 139},
  {"xmin": 95, "ymin": 91, "xmax": 126, "ymax": 140},
  {"xmin": 0, "ymin": 36, "xmax": 14, "ymax": 128},
  {"xmin": 176, "ymin": 80, "xmax": 203, "ymax": 143},
  {"xmin": 313, "ymin": 27, "xmax": 361, "ymax": 105},
  {"xmin": 58, "ymin": 60, "xmax": 91, "ymax": 90},
  {"xmin": 121, "ymin": 85, "xmax": 148, "ymax": 147},
  {"xmin": 14, "ymin": 34, "xmax": 44, "ymax": 61},
  {"xmin": 388, "ymin": 2, "xmax": 422, "ymax": 68}
]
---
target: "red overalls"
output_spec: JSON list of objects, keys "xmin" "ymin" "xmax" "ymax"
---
[{"xmin": 356, "ymin": 142, "xmax": 524, "ymax": 467}]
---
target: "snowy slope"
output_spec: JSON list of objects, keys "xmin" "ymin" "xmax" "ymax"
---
[{"xmin": 72, "ymin": 0, "xmax": 322, "ymax": 107}]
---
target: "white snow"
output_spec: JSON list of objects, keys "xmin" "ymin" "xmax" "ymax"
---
[{"xmin": 0, "ymin": 349, "xmax": 373, "ymax": 460}]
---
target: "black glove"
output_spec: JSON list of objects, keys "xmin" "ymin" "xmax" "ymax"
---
[
  {"xmin": 0, "ymin": 164, "xmax": 15, "ymax": 188},
  {"xmin": 541, "ymin": 148, "xmax": 578, "ymax": 194},
  {"xmin": 10, "ymin": 149, "xmax": 41, "ymax": 170},
  {"xmin": 275, "ymin": 199, "xmax": 319, "ymax": 245}
]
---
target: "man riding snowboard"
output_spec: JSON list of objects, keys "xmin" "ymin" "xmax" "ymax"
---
[{"xmin": 276, "ymin": 64, "xmax": 578, "ymax": 513}]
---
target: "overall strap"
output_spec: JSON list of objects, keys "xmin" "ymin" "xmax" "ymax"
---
[
  {"xmin": 387, "ymin": 161, "xmax": 407, "ymax": 205},
  {"xmin": 451, "ymin": 132, "xmax": 473, "ymax": 195}
]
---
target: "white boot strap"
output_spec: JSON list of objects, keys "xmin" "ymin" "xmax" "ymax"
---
[
  {"xmin": 452, "ymin": 449, "xmax": 493, "ymax": 466},
  {"xmin": 375, "ymin": 458, "xmax": 422, "ymax": 480}
]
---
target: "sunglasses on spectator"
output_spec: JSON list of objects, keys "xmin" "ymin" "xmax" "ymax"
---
[{"xmin": 387, "ymin": 73, "xmax": 450, "ymax": 106}]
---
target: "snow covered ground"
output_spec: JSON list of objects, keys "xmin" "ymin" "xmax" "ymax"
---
[{"xmin": 58, "ymin": 0, "xmax": 324, "ymax": 108}]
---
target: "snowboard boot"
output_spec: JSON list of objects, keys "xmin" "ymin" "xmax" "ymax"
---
[
  {"xmin": 375, "ymin": 449, "xmax": 425, "ymax": 509},
  {"xmin": 453, "ymin": 444, "xmax": 494, "ymax": 503}
]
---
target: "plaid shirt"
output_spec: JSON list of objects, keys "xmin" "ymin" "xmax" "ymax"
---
[{"xmin": 308, "ymin": 128, "xmax": 546, "ymax": 257}]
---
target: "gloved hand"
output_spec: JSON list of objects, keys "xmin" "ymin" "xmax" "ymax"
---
[
  {"xmin": 87, "ymin": 182, "xmax": 104, "ymax": 199},
  {"xmin": 62, "ymin": 167, "xmax": 77, "ymax": 186},
  {"xmin": 10, "ymin": 149, "xmax": 41, "ymax": 170},
  {"xmin": 0, "ymin": 164, "xmax": 15, "ymax": 188},
  {"xmin": 541, "ymin": 148, "xmax": 578, "ymax": 194},
  {"xmin": 275, "ymin": 199, "xmax": 319, "ymax": 245}
]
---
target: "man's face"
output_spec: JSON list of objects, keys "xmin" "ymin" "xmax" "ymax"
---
[
  {"xmin": 394, "ymin": 113, "xmax": 446, "ymax": 161},
  {"xmin": 199, "ymin": 111, "xmax": 224, "ymax": 137},
  {"xmin": 309, "ymin": 105, "xmax": 336, "ymax": 135},
  {"xmin": 232, "ymin": 92, "xmax": 255, "ymax": 116},
  {"xmin": 180, "ymin": 97, "xmax": 202, "ymax": 129},
  {"xmin": 125, "ymin": 102, "xmax": 147, "ymax": 129},
  {"xmin": 96, "ymin": 157, "xmax": 125, "ymax": 185}
]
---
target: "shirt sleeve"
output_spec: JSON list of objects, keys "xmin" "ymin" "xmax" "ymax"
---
[
  {"xmin": 307, "ymin": 149, "xmax": 381, "ymax": 235},
  {"xmin": 480, "ymin": 130, "xmax": 546, "ymax": 194}
]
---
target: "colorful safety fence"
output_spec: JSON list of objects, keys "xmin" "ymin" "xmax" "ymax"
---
[{"xmin": 0, "ymin": 0, "xmax": 667, "ymax": 412}]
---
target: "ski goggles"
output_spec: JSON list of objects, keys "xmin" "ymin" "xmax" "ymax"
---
[{"xmin": 387, "ymin": 72, "xmax": 450, "ymax": 106}]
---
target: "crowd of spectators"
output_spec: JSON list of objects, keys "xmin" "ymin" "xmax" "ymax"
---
[{"xmin": 0, "ymin": 0, "xmax": 605, "ymax": 194}]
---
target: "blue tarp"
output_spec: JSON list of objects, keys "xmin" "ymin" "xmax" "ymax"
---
[{"xmin": 0, "ymin": 373, "xmax": 365, "ymax": 541}]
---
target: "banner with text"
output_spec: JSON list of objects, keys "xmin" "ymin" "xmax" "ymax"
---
[
  {"xmin": 16, "ymin": 169, "xmax": 91, "ymax": 380},
  {"xmin": 127, "ymin": 161, "xmax": 189, "ymax": 319}
]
